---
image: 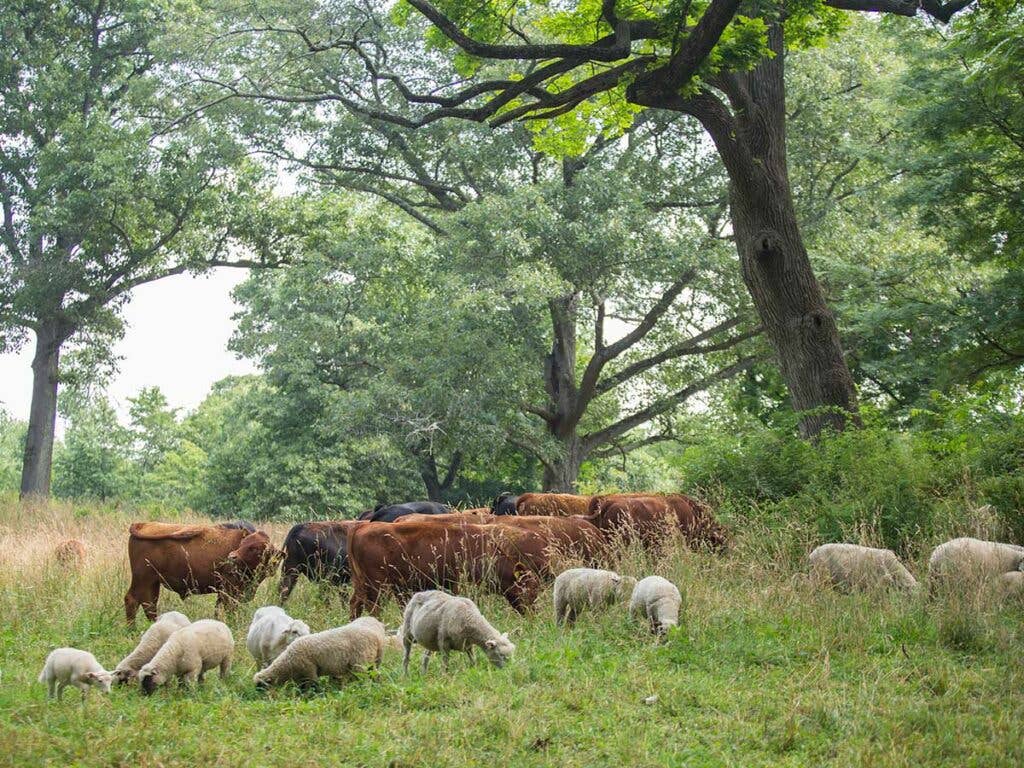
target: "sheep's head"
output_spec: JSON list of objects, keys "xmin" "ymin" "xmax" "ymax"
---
[
  {"xmin": 253, "ymin": 670, "xmax": 271, "ymax": 689},
  {"xmin": 84, "ymin": 670, "xmax": 113, "ymax": 693},
  {"xmin": 483, "ymin": 633, "xmax": 515, "ymax": 668},
  {"xmin": 112, "ymin": 667, "xmax": 137, "ymax": 686},
  {"xmin": 616, "ymin": 575, "xmax": 638, "ymax": 597},
  {"xmin": 284, "ymin": 620, "xmax": 311, "ymax": 642},
  {"xmin": 138, "ymin": 664, "xmax": 166, "ymax": 695}
]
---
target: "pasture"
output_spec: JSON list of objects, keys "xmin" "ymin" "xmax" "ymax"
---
[{"xmin": 1, "ymin": 498, "xmax": 1022, "ymax": 768}]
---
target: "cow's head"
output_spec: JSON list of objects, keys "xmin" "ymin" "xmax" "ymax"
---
[
  {"xmin": 491, "ymin": 492, "xmax": 518, "ymax": 516},
  {"xmin": 227, "ymin": 531, "xmax": 280, "ymax": 573}
]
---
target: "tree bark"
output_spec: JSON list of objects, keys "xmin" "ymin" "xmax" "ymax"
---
[
  {"xmin": 417, "ymin": 451, "xmax": 462, "ymax": 502},
  {"xmin": 542, "ymin": 436, "xmax": 584, "ymax": 493},
  {"xmin": 540, "ymin": 295, "xmax": 586, "ymax": 492},
  {"xmin": 630, "ymin": 24, "xmax": 859, "ymax": 438},
  {"xmin": 19, "ymin": 319, "xmax": 69, "ymax": 499}
]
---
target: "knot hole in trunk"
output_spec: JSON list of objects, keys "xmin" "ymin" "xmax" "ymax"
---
[{"xmin": 751, "ymin": 229, "xmax": 780, "ymax": 262}]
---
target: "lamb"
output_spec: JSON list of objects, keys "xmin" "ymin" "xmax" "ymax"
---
[
  {"xmin": 808, "ymin": 543, "xmax": 919, "ymax": 592},
  {"xmin": 38, "ymin": 648, "xmax": 113, "ymax": 701},
  {"xmin": 246, "ymin": 606, "xmax": 311, "ymax": 668},
  {"xmin": 53, "ymin": 538, "xmax": 87, "ymax": 567},
  {"xmin": 112, "ymin": 611, "xmax": 191, "ymax": 685},
  {"xmin": 253, "ymin": 616, "xmax": 390, "ymax": 688},
  {"xmin": 629, "ymin": 576, "xmax": 682, "ymax": 636},
  {"xmin": 138, "ymin": 619, "xmax": 234, "ymax": 695},
  {"xmin": 999, "ymin": 571, "xmax": 1024, "ymax": 597},
  {"xmin": 928, "ymin": 537, "xmax": 1024, "ymax": 587},
  {"xmin": 400, "ymin": 590, "xmax": 515, "ymax": 674},
  {"xmin": 552, "ymin": 567, "xmax": 637, "ymax": 626}
]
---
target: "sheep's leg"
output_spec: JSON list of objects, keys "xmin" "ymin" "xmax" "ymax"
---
[
  {"xmin": 466, "ymin": 647, "xmax": 475, "ymax": 664},
  {"xmin": 421, "ymin": 651, "xmax": 431, "ymax": 675},
  {"xmin": 182, "ymin": 668, "xmax": 200, "ymax": 687},
  {"xmin": 220, "ymin": 657, "xmax": 231, "ymax": 678},
  {"xmin": 441, "ymin": 650, "xmax": 450, "ymax": 673},
  {"xmin": 402, "ymin": 642, "xmax": 413, "ymax": 675},
  {"xmin": 56, "ymin": 682, "xmax": 66, "ymax": 701},
  {"xmin": 46, "ymin": 678, "xmax": 55, "ymax": 699}
]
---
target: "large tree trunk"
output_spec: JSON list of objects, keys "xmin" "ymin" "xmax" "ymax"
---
[
  {"xmin": 417, "ymin": 451, "xmax": 461, "ymax": 502},
  {"xmin": 539, "ymin": 295, "xmax": 587, "ymax": 492},
  {"xmin": 631, "ymin": 24, "xmax": 859, "ymax": 438},
  {"xmin": 542, "ymin": 436, "xmax": 584, "ymax": 493},
  {"xmin": 20, "ymin": 320, "xmax": 67, "ymax": 498}
]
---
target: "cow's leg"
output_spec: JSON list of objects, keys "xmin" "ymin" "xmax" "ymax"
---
[
  {"xmin": 127, "ymin": 579, "xmax": 160, "ymax": 623},
  {"xmin": 278, "ymin": 568, "xmax": 299, "ymax": 604}
]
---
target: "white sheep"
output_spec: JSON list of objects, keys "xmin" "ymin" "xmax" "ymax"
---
[
  {"xmin": 246, "ymin": 606, "xmax": 311, "ymax": 668},
  {"xmin": 808, "ymin": 543, "xmax": 919, "ymax": 592},
  {"xmin": 112, "ymin": 611, "xmax": 191, "ymax": 685},
  {"xmin": 552, "ymin": 568, "xmax": 636, "ymax": 626},
  {"xmin": 928, "ymin": 537, "xmax": 1024, "ymax": 587},
  {"xmin": 252, "ymin": 616, "xmax": 390, "ymax": 688},
  {"xmin": 400, "ymin": 590, "xmax": 515, "ymax": 674},
  {"xmin": 138, "ymin": 619, "xmax": 234, "ymax": 695},
  {"xmin": 38, "ymin": 648, "xmax": 113, "ymax": 701},
  {"xmin": 629, "ymin": 576, "xmax": 682, "ymax": 636}
]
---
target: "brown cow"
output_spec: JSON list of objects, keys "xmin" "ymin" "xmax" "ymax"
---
[
  {"xmin": 585, "ymin": 494, "xmax": 728, "ymax": 551},
  {"xmin": 399, "ymin": 512, "xmax": 607, "ymax": 569},
  {"xmin": 515, "ymin": 493, "xmax": 593, "ymax": 517},
  {"xmin": 346, "ymin": 519, "xmax": 549, "ymax": 618},
  {"xmin": 124, "ymin": 522, "xmax": 280, "ymax": 623}
]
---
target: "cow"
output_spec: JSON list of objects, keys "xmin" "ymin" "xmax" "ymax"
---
[
  {"xmin": 584, "ymin": 494, "xmax": 728, "ymax": 551},
  {"xmin": 399, "ymin": 512, "xmax": 607, "ymax": 571},
  {"xmin": 346, "ymin": 519, "xmax": 549, "ymax": 618},
  {"xmin": 491, "ymin": 492, "xmax": 519, "ymax": 516},
  {"xmin": 515, "ymin": 492, "xmax": 593, "ymax": 517},
  {"xmin": 360, "ymin": 501, "xmax": 452, "ymax": 523},
  {"xmin": 278, "ymin": 521, "xmax": 361, "ymax": 603},
  {"xmin": 124, "ymin": 521, "xmax": 280, "ymax": 623}
]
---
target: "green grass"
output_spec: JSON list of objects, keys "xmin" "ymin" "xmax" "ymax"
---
[{"xmin": 1, "ymin": 501, "xmax": 1023, "ymax": 767}]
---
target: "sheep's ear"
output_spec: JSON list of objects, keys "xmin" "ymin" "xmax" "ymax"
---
[
  {"xmin": 485, "ymin": 639, "xmax": 497, "ymax": 649},
  {"xmin": 83, "ymin": 672, "xmax": 97, "ymax": 681},
  {"xmin": 611, "ymin": 575, "xmax": 622, "ymax": 583}
]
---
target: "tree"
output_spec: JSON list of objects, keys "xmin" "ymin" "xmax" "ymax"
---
[
  {"xmin": 0, "ymin": 0, "xmax": 282, "ymax": 497},
  {"xmin": 198, "ymin": 0, "xmax": 977, "ymax": 438},
  {"xmin": 52, "ymin": 393, "xmax": 131, "ymax": 501}
]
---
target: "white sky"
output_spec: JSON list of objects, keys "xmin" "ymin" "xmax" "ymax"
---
[{"xmin": 0, "ymin": 268, "xmax": 257, "ymax": 423}]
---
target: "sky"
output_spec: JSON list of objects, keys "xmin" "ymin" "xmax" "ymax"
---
[{"xmin": 0, "ymin": 268, "xmax": 257, "ymax": 424}]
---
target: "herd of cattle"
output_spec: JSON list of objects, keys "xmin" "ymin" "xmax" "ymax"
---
[
  {"xmin": 124, "ymin": 492, "xmax": 727, "ymax": 622},
  {"xmin": 37, "ymin": 490, "xmax": 1024, "ymax": 700}
]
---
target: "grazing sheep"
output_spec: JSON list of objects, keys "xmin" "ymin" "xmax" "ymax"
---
[
  {"xmin": 252, "ymin": 616, "xmax": 390, "ymax": 688},
  {"xmin": 928, "ymin": 537, "xmax": 1024, "ymax": 588},
  {"xmin": 400, "ymin": 590, "xmax": 515, "ymax": 674},
  {"xmin": 808, "ymin": 543, "xmax": 919, "ymax": 592},
  {"xmin": 112, "ymin": 611, "xmax": 191, "ymax": 685},
  {"xmin": 138, "ymin": 619, "xmax": 234, "ymax": 695},
  {"xmin": 53, "ymin": 538, "xmax": 87, "ymax": 567},
  {"xmin": 38, "ymin": 648, "xmax": 113, "ymax": 701},
  {"xmin": 552, "ymin": 568, "xmax": 637, "ymax": 626},
  {"xmin": 629, "ymin": 576, "xmax": 682, "ymax": 636},
  {"xmin": 246, "ymin": 606, "xmax": 311, "ymax": 668}
]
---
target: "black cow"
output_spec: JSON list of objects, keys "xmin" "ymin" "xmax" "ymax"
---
[
  {"xmin": 491, "ymin": 492, "xmax": 519, "ymax": 516},
  {"xmin": 364, "ymin": 501, "xmax": 451, "ymax": 523},
  {"xmin": 279, "ymin": 521, "xmax": 359, "ymax": 602}
]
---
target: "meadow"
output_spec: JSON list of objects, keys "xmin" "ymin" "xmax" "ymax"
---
[{"xmin": 1, "ymin": 497, "xmax": 1022, "ymax": 768}]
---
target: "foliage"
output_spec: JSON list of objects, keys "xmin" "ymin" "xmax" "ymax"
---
[
  {"xmin": 0, "ymin": 410, "xmax": 24, "ymax": 492},
  {"xmin": 52, "ymin": 396, "xmax": 132, "ymax": 501}
]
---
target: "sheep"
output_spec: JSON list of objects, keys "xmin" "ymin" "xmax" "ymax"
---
[
  {"xmin": 928, "ymin": 537, "xmax": 1024, "ymax": 589},
  {"xmin": 38, "ymin": 648, "xmax": 113, "ymax": 701},
  {"xmin": 112, "ymin": 611, "xmax": 191, "ymax": 685},
  {"xmin": 629, "ymin": 576, "xmax": 682, "ymax": 636},
  {"xmin": 138, "ymin": 619, "xmax": 234, "ymax": 695},
  {"xmin": 999, "ymin": 571, "xmax": 1024, "ymax": 598},
  {"xmin": 246, "ymin": 606, "xmax": 311, "ymax": 668},
  {"xmin": 808, "ymin": 543, "xmax": 919, "ymax": 593},
  {"xmin": 252, "ymin": 616, "xmax": 390, "ymax": 688},
  {"xmin": 552, "ymin": 567, "xmax": 637, "ymax": 626},
  {"xmin": 400, "ymin": 590, "xmax": 515, "ymax": 674}
]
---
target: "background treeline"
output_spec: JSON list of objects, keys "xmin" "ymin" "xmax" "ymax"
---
[{"xmin": 1, "ymin": 7, "xmax": 1021, "ymax": 550}]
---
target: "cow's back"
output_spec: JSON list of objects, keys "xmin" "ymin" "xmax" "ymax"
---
[
  {"xmin": 128, "ymin": 523, "xmax": 245, "ymax": 595},
  {"xmin": 516, "ymin": 493, "xmax": 593, "ymax": 517}
]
